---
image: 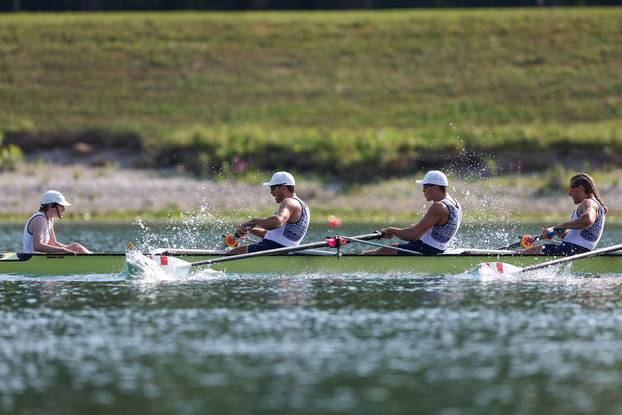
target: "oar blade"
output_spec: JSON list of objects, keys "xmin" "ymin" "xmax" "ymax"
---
[
  {"xmin": 477, "ymin": 261, "xmax": 523, "ymax": 275},
  {"xmin": 125, "ymin": 251, "xmax": 191, "ymax": 277},
  {"xmin": 148, "ymin": 254, "xmax": 192, "ymax": 272}
]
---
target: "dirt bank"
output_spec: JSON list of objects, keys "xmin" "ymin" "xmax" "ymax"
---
[{"xmin": 2, "ymin": 163, "xmax": 621, "ymax": 223}]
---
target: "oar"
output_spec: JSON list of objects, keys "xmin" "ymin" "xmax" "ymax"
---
[
  {"xmin": 496, "ymin": 236, "xmax": 543, "ymax": 250},
  {"xmin": 483, "ymin": 242, "xmax": 622, "ymax": 275},
  {"xmin": 151, "ymin": 248, "xmax": 228, "ymax": 255},
  {"xmin": 223, "ymin": 226, "xmax": 258, "ymax": 248},
  {"xmin": 158, "ymin": 232, "xmax": 383, "ymax": 269},
  {"xmin": 342, "ymin": 236, "xmax": 422, "ymax": 255},
  {"xmin": 495, "ymin": 228, "xmax": 564, "ymax": 250}
]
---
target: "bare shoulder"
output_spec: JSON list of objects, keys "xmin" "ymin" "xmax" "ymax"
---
[
  {"xmin": 580, "ymin": 198, "xmax": 599, "ymax": 212},
  {"xmin": 281, "ymin": 197, "xmax": 302, "ymax": 209},
  {"xmin": 428, "ymin": 201, "xmax": 449, "ymax": 215},
  {"xmin": 29, "ymin": 214, "xmax": 47, "ymax": 226},
  {"xmin": 28, "ymin": 214, "xmax": 47, "ymax": 232}
]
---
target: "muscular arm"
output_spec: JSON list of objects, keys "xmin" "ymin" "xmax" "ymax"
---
[
  {"xmin": 242, "ymin": 198, "xmax": 301, "ymax": 235},
  {"xmin": 249, "ymin": 228, "xmax": 268, "ymax": 238},
  {"xmin": 382, "ymin": 202, "xmax": 448, "ymax": 242},
  {"xmin": 555, "ymin": 199, "xmax": 599, "ymax": 231}
]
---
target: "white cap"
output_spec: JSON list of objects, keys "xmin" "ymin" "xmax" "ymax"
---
[
  {"xmin": 263, "ymin": 171, "xmax": 296, "ymax": 186},
  {"xmin": 41, "ymin": 190, "xmax": 72, "ymax": 206},
  {"xmin": 416, "ymin": 170, "xmax": 449, "ymax": 187}
]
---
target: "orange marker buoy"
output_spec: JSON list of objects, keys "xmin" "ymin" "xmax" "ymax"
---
[{"xmin": 327, "ymin": 215, "xmax": 342, "ymax": 228}]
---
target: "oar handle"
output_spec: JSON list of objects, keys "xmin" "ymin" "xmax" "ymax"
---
[{"xmin": 498, "ymin": 228, "xmax": 565, "ymax": 250}]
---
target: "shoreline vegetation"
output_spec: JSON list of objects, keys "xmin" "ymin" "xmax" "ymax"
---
[
  {"xmin": 1, "ymin": 9, "xmax": 621, "ymax": 180},
  {"xmin": 1, "ymin": 9, "xmax": 621, "ymax": 224},
  {"xmin": 1, "ymin": 163, "xmax": 622, "ymax": 224}
]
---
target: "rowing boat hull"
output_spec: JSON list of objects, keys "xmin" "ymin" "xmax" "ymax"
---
[
  {"xmin": 207, "ymin": 254, "xmax": 622, "ymax": 275},
  {"xmin": 2, "ymin": 251, "xmax": 622, "ymax": 276},
  {"xmin": 0, "ymin": 253, "xmax": 128, "ymax": 275}
]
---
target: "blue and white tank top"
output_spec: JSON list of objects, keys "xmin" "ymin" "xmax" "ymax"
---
[
  {"xmin": 264, "ymin": 197, "xmax": 310, "ymax": 247},
  {"xmin": 420, "ymin": 195, "xmax": 462, "ymax": 251},
  {"xmin": 564, "ymin": 197, "xmax": 606, "ymax": 250},
  {"xmin": 22, "ymin": 212, "xmax": 52, "ymax": 253}
]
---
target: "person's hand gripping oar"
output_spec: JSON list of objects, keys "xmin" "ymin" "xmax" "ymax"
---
[
  {"xmin": 223, "ymin": 225, "xmax": 256, "ymax": 249},
  {"xmin": 496, "ymin": 227, "xmax": 566, "ymax": 250}
]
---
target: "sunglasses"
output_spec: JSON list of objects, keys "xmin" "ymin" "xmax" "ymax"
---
[{"xmin": 270, "ymin": 184, "xmax": 284, "ymax": 191}]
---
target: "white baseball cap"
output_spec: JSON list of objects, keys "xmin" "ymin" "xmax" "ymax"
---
[
  {"xmin": 263, "ymin": 171, "xmax": 296, "ymax": 187},
  {"xmin": 416, "ymin": 170, "xmax": 449, "ymax": 187},
  {"xmin": 41, "ymin": 190, "xmax": 72, "ymax": 206}
]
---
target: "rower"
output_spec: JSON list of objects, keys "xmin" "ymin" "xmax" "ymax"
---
[
  {"xmin": 365, "ymin": 170, "xmax": 462, "ymax": 255},
  {"xmin": 227, "ymin": 171, "xmax": 311, "ymax": 254},
  {"xmin": 521, "ymin": 173, "xmax": 607, "ymax": 256},
  {"xmin": 22, "ymin": 190, "xmax": 92, "ymax": 254}
]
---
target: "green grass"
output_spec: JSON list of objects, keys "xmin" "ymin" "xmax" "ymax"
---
[{"xmin": 1, "ymin": 9, "xmax": 621, "ymax": 178}]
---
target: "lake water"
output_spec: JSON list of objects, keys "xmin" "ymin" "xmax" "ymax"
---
[{"xmin": 1, "ymin": 222, "xmax": 622, "ymax": 414}]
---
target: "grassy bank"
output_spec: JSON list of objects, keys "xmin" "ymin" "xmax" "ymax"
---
[
  {"xmin": 2, "ymin": 163, "xmax": 622, "ymax": 224},
  {"xmin": 1, "ymin": 9, "xmax": 621, "ymax": 178}
]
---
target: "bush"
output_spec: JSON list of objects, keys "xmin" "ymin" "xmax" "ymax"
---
[{"xmin": 0, "ymin": 131, "xmax": 24, "ymax": 171}]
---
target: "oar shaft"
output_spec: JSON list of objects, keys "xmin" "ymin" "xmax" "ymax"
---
[
  {"xmin": 519, "ymin": 242, "xmax": 622, "ymax": 273},
  {"xmin": 343, "ymin": 236, "xmax": 421, "ymax": 255},
  {"xmin": 190, "ymin": 232, "xmax": 383, "ymax": 267}
]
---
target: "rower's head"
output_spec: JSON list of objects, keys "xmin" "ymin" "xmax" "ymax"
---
[
  {"xmin": 263, "ymin": 171, "xmax": 296, "ymax": 203},
  {"xmin": 568, "ymin": 173, "xmax": 608, "ymax": 212},
  {"xmin": 39, "ymin": 190, "xmax": 71, "ymax": 218},
  {"xmin": 416, "ymin": 170, "xmax": 448, "ymax": 201}
]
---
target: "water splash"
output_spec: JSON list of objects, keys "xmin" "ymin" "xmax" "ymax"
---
[
  {"xmin": 125, "ymin": 250, "xmax": 224, "ymax": 283},
  {"xmin": 132, "ymin": 201, "xmax": 238, "ymax": 254},
  {"xmin": 469, "ymin": 261, "xmax": 590, "ymax": 282}
]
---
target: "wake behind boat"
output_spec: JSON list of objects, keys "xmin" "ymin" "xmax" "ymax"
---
[{"xmin": 2, "ymin": 249, "xmax": 622, "ymax": 276}]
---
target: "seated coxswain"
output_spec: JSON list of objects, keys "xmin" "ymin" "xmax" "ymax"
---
[
  {"xmin": 227, "ymin": 171, "xmax": 310, "ymax": 254},
  {"xmin": 22, "ymin": 190, "xmax": 92, "ymax": 254},
  {"xmin": 365, "ymin": 170, "xmax": 462, "ymax": 255},
  {"xmin": 522, "ymin": 173, "xmax": 607, "ymax": 256}
]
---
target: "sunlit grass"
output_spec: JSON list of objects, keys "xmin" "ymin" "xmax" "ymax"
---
[{"xmin": 1, "ymin": 9, "xmax": 621, "ymax": 178}]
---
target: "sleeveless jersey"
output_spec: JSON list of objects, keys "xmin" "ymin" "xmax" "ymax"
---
[
  {"xmin": 23, "ymin": 212, "xmax": 52, "ymax": 253},
  {"xmin": 264, "ymin": 197, "xmax": 310, "ymax": 247},
  {"xmin": 563, "ymin": 197, "xmax": 606, "ymax": 250},
  {"xmin": 420, "ymin": 195, "xmax": 462, "ymax": 251}
]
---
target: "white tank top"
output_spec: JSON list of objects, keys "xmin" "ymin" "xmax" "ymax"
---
[
  {"xmin": 22, "ymin": 212, "xmax": 52, "ymax": 253},
  {"xmin": 564, "ymin": 197, "xmax": 606, "ymax": 250},
  {"xmin": 264, "ymin": 197, "xmax": 310, "ymax": 247},
  {"xmin": 420, "ymin": 195, "xmax": 462, "ymax": 251}
]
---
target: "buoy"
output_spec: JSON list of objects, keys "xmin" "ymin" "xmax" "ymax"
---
[{"xmin": 327, "ymin": 215, "xmax": 342, "ymax": 228}]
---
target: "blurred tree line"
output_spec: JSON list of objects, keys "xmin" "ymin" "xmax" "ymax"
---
[{"xmin": 3, "ymin": 0, "xmax": 621, "ymax": 11}]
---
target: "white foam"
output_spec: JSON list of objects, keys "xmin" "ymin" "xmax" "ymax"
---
[{"xmin": 125, "ymin": 250, "xmax": 224, "ymax": 283}]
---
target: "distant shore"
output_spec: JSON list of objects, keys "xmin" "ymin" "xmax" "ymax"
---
[
  {"xmin": 2, "ymin": 10, "xmax": 622, "ymax": 179},
  {"xmin": 2, "ymin": 163, "xmax": 621, "ymax": 225}
]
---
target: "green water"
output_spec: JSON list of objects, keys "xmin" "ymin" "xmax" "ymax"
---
[{"xmin": 2, "ymin": 223, "xmax": 622, "ymax": 414}]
